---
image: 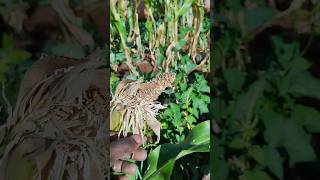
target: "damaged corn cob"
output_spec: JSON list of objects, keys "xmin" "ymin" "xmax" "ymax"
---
[{"xmin": 110, "ymin": 72, "xmax": 175, "ymax": 143}]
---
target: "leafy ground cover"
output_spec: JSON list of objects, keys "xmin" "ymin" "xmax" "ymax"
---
[{"xmin": 212, "ymin": 1, "xmax": 320, "ymax": 179}]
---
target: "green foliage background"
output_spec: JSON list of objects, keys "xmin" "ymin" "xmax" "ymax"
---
[
  {"xmin": 212, "ymin": 1, "xmax": 320, "ymax": 179},
  {"xmin": 110, "ymin": 0, "xmax": 210, "ymax": 179}
]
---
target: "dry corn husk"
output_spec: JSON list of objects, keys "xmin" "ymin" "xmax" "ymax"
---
[
  {"xmin": 0, "ymin": 53, "xmax": 109, "ymax": 180},
  {"xmin": 110, "ymin": 72, "xmax": 175, "ymax": 143}
]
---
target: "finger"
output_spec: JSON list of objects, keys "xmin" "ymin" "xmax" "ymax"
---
[
  {"xmin": 121, "ymin": 162, "xmax": 138, "ymax": 175},
  {"xmin": 110, "ymin": 134, "xmax": 143, "ymax": 160},
  {"xmin": 118, "ymin": 176, "xmax": 129, "ymax": 180},
  {"xmin": 112, "ymin": 160, "xmax": 138, "ymax": 175},
  {"xmin": 132, "ymin": 148, "xmax": 147, "ymax": 161},
  {"xmin": 112, "ymin": 160, "xmax": 123, "ymax": 172}
]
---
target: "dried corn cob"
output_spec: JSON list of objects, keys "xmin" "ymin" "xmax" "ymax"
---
[{"xmin": 110, "ymin": 72, "xmax": 175, "ymax": 143}]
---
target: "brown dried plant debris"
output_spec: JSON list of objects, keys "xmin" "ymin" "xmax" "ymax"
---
[
  {"xmin": 111, "ymin": 72, "xmax": 175, "ymax": 144},
  {"xmin": 0, "ymin": 53, "xmax": 109, "ymax": 180}
]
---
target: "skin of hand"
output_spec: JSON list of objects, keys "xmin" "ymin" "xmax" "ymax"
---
[{"xmin": 110, "ymin": 134, "xmax": 147, "ymax": 180}]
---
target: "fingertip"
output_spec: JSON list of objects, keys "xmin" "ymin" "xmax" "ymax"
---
[
  {"xmin": 112, "ymin": 160, "xmax": 123, "ymax": 172},
  {"xmin": 131, "ymin": 134, "xmax": 147, "ymax": 145},
  {"xmin": 131, "ymin": 134, "xmax": 142, "ymax": 144},
  {"xmin": 121, "ymin": 162, "xmax": 138, "ymax": 175},
  {"xmin": 132, "ymin": 149, "xmax": 147, "ymax": 161}
]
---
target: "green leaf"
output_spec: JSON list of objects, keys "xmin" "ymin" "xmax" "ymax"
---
[
  {"xmin": 229, "ymin": 137, "xmax": 246, "ymax": 149},
  {"xmin": 243, "ymin": 170, "xmax": 272, "ymax": 180},
  {"xmin": 262, "ymin": 109, "xmax": 316, "ymax": 167},
  {"xmin": 291, "ymin": 105, "xmax": 320, "ymax": 133},
  {"xmin": 1, "ymin": 33, "xmax": 13, "ymax": 49},
  {"xmin": 198, "ymin": 83, "xmax": 210, "ymax": 93},
  {"xmin": 163, "ymin": 108, "xmax": 173, "ymax": 118},
  {"xmin": 263, "ymin": 146, "xmax": 283, "ymax": 180},
  {"xmin": 248, "ymin": 145, "xmax": 264, "ymax": 164},
  {"xmin": 10, "ymin": 50, "xmax": 31, "ymax": 63},
  {"xmin": 196, "ymin": 74, "xmax": 210, "ymax": 93},
  {"xmin": 192, "ymin": 98, "xmax": 209, "ymax": 114},
  {"xmin": 261, "ymin": 111, "xmax": 283, "ymax": 147},
  {"xmin": 201, "ymin": 94, "xmax": 210, "ymax": 103},
  {"xmin": 186, "ymin": 115, "xmax": 196, "ymax": 124},
  {"xmin": 282, "ymin": 119, "xmax": 316, "ymax": 167},
  {"xmin": 212, "ymin": 137, "xmax": 229, "ymax": 180},
  {"xmin": 182, "ymin": 87, "xmax": 194, "ymax": 100},
  {"xmin": 177, "ymin": 0, "xmax": 194, "ymax": 18},
  {"xmin": 212, "ymin": 159, "xmax": 229, "ymax": 180},
  {"xmin": 223, "ymin": 69, "xmax": 246, "ymax": 93},
  {"xmin": 170, "ymin": 103, "xmax": 182, "ymax": 121},
  {"xmin": 287, "ymin": 71, "xmax": 320, "ymax": 100},
  {"xmin": 174, "ymin": 39, "xmax": 187, "ymax": 51},
  {"xmin": 143, "ymin": 121, "xmax": 210, "ymax": 180},
  {"xmin": 272, "ymin": 36, "xmax": 299, "ymax": 67},
  {"xmin": 186, "ymin": 62, "xmax": 196, "ymax": 73},
  {"xmin": 291, "ymin": 57, "xmax": 311, "ymax": 71},
  {"xmin": 232, "ymin": 80, "xmax": 265, "ymax": 122},
  {"xmin": 244, "ymin": 8, "xmax": 276, "ymax": 31}
]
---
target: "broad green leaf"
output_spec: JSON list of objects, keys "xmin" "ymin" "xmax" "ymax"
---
[
  {"xmin": 261, "ymin": 111, "xmax": 283, "ymax": 147},
  {"xmin": 232, "ymin": 80, "xmax": 265, "ymax": 122},
  {"xmin": 212, "ymin": 137, "xmax": 229, "ymax": 180},
  {"xmin": 261, "ymin": 110, "xmax": 316, "ymax": 166},
  {"xmin": 248, "ymin": 145, "xmax": 264, "ymax": 165},
  {"xmin": 282, "ymin": 119, "xmax": 316, "ymax": 167},
  {"xmin": 291, "ymin": 57, "xmax": 311, "ymax": 71},
  {"xmin": 223, "ymin": 68, "xmax": 246, "ymax": 93},
  {"xmin": 287, "ymin": 71, "xmax": 320, "ymax": 100},
  {"xmin": 183, "ymin": 120, "xmax": 210, "ymax": 146},
  {"xmin": 263, "ymin": 146, "xmax": 283, "ymax": 180},
  {"xmin": 291, "ymin": 105, "xmax": 320, "ymax": 133},
  {"xmin": 143, "ymin": 121, "xmax": 210, "ymax": 180}
]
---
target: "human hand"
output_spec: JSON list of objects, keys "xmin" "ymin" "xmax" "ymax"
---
[{"xmin": 110, "ymin": 134, "xmax": 147, "ymax": 180}]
